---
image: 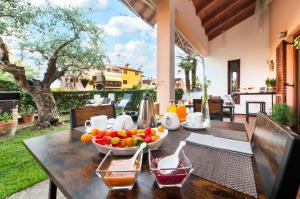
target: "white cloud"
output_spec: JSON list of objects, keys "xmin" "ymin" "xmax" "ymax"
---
[
  {"xmin": 30, "ymin": 0, "xmax": 108, "ymax": 10},
  {"xmin": 101, "ymin": 16, "xmax": 154, "ymax": 37},
  {"xmin": 107, "ymin": 40, "xmax": 157, "ymax": 77}
]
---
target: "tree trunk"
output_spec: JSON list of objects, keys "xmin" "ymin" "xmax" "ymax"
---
[
  {"xmin": 28, "ymin": 84, "xmax": 60, "ymax": 129},
  {"xmin": 185, "ymin": 70, "xmax": 191, "ymax": 92},
  {"xmin": 191, "ymin": 68, "xmax": 196, "ymax": 90}
]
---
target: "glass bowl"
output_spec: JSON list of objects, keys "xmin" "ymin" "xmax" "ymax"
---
[
  {"xmin": 96, "ymin": 150, "xmax": 143, "ymax": 190},
  {"xmin": 148, "ymin": 149, "xmax": 194, "ymax": 188}
]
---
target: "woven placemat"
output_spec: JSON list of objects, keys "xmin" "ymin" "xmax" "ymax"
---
[{"xmin": 154, "ymin": 128, "xmax": 257, "ymax": 197}]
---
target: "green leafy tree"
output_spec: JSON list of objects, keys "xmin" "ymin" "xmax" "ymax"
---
[
  {"xmin": 189, "ymin": 54, "xmax": 198, "ymax": 90},
  {"xmin": 0, "ymin": 1, "xmax": 106, "ymax": 128},
  {"xmin": 178, "ymin": 54, "xmax": 197, "ymax": 91}
]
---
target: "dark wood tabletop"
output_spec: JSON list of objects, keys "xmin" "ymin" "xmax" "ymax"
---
[{"xmin": 23, "ymin": 121, "xmax": 266, "ymax": 199}]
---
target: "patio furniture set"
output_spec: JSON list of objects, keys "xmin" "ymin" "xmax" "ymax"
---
[{"xmin": 22, "ymin": 93, "xmax": 300, "ymax": 199}]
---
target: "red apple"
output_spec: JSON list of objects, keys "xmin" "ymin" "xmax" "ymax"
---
[
  {"xmin": 144, "ymin": 135, "xmax": 152, "ymax": 143},
  {"xmin": 145, "ymin": 128, "xmax": 152, "ymax": 136},
  {"xmin": 126, "ymin": 130, "xmax": 132, "ymax": 137},
  {"xmin": 110, "ymin": 131, "xmax": 118, "ymax": 138}
]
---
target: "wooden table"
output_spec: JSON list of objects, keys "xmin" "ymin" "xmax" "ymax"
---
[
  {"xmin": 232, "ymin": 92, "xmax": 276, "ymax": 108},
  {"xmin": 223, "ymin": 104, "xmax": 235, "ymax": 122},
  {"xmin": 23, "ymin": 121, "xmax": 266, "ymax": 199}
]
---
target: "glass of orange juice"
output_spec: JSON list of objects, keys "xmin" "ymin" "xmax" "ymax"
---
[{"xmin": 176, "ymin": 100, "xmax": 186, "ymax": 122}]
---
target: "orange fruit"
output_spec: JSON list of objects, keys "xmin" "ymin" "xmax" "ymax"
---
[
  {"xmin": 157, "ymin": 125, "xmax": 164, "ymax": 133},
  {"xmin": 151, "ymin": 129, "xmax": 156, "ymax": 136},
  {"xmin": 152, "ymin": 135, "xmax": 160, "ymax": 142},
  {"xmin": 105, "ymin": 130, "xmax": 111, "ymax": 136},
  {"xmin": 91, "ymin": 128, "xmax": 99, "ymax": 136},
  {"xmin": 126, "ymin": 137, "xmax": 133, "ymax": 147},
  {"xmin": 131, "ymin": 128, "xmax": 137, "ymax": 135},
  {"xmin": 120, "ymin": 139, "xmax": 126, "ymax": 147},
  {"xmin": 137, "ymin": 129, "xmax": 144, "ymax": 135},
  {"xmin": 81, "ymin": 133, "xmax": 93, "ymax": 142}
]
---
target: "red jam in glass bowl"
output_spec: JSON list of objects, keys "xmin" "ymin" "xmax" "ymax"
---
[
  {"xmin": 148, "ymin": 150, "xmax": 193, "ymax": 188},
  {"xmin": 152, "ymin": 158, "xmax": 188, "ymax": 185}
]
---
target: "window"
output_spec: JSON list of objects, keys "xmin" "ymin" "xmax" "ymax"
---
[
  {"xmin": 135, "ymin": 72, "xmax": 139, "ymax": 75},
  {"xmin": 228, "ymin": 59, "xmax": 240, "ymax": 104},
  {"xmin": 123, "ymin": 80, "xmax": 127, "ymax": 84},
  {"xmin": 123, "ymin": 70, "xmax": 127, "ymax": 74}
]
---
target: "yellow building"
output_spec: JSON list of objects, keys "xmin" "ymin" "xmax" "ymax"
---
[
  {"xmin": 119, "ymin": 64, "xmax": 143, "ymax": 89},
  {"xmin": 60, "ymin": 64, "xmax": 143, "ymax": 90}
]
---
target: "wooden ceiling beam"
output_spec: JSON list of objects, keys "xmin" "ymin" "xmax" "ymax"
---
[
  {"xmin": 204, "ymin": 0, "xmax": 255, "ymax": 33},
  {"xmin": 207, "ymin": 3, "xmax": 256, "ymax": 40},
  {"xmin": 201, "ymin": 0, "xmax": 237, "ymax": 25},
  {"xmin": 196, "ymin": 0, "xmax": 214, "ymax": 15},
  {"xmin": 139, "ymin": 3, "xmax": 148, "ymax": 16}
]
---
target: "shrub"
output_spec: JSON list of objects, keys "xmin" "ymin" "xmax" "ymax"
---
[
  {"xmin": 0, "ymin": 112, "xmax": 13, "ymax": 123},
  {"xmin": 0, "ymin": 79, "xmax": 21, "ymax": 91},
  {"xmin": 0, "ymin": 79, "xmax": 183, "ymax": 113},
  {"xmin": 271, "ymin": 104, "xmax": 295, "ymax": 126},
  {"xmin": 175, "ymin": 89, "xmax": 184, "ymax": 102}
]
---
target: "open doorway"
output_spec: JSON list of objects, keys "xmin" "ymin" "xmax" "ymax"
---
[{"xmin": 228, "ymin": 59, "xmax": 240, "ymax": 104}]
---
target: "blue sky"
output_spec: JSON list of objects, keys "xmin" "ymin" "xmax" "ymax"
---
[{"xmin": 27, "ymin": 0, "xmax": 186, "ymax": 80}]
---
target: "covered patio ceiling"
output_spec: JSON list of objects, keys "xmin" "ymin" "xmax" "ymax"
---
[
  {"xmin": 120, "ymin": 0, "xmax": 256, "ymax": 51},
  {"xmin": 193, "ymin": 0, "xmax": 256, "ymax": 40}
]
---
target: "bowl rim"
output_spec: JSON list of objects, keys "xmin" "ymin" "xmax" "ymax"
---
[
  {"xmin": 92, "ymin": 128, "xmax": 168, "ymax": 151},
  {"xmin": 95, "ymin": 150, "xmax": 143, "ymax": 173},
  {"xmin": 148, "ymin": 149, "xmax": 193, "ymax": 171}
]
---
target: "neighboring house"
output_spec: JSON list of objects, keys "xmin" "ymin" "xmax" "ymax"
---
[
  {"xmin": 120, "ymin": 64, "xmax": 143, "ymax": 89},
  {"xmin": 60, "ymin": 64, "xmax": 142, "ymax": 90},
  {"xmin": 175, "ymin": 78, "xmax": 185, "ymax": 90},
  {"xmin": 142, "ymin": 78, "xmax": 157, "ymax": 89}
]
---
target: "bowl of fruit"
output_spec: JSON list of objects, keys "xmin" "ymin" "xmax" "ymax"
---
[{"xmin": 81, "ymin": 126, "xmax": 168, "ymax": 156}]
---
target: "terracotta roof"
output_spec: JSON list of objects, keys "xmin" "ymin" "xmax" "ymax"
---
[{"xmin": 109, "ymin": 65, "xmax": 143, "ymax": 73}]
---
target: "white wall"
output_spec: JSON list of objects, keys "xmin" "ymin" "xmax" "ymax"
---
[{"xmin": 205, "ymin": 10, "xmax": 271, "ymax": 114}]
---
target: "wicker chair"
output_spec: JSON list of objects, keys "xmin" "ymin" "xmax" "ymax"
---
[
  {"xmin": 70, "ymin": 104, "xmax": 115, "ymax": 129},
  {"xmin": 192, "ymin": 98, "xmax": 224, "ymax": 121},
  {"xmin": 208, "ymin": 98, "xmax": 224, "ymax": 121},
  {"xmin": 251, "ymin": 113, "xmax": 300, "ymax": 199}
]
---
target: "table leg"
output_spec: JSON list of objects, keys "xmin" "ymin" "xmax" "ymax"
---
[
  {"xmin": 271, "ymin": 94, "xmax": 274, "ymax": 109},
  {"xmin": 230, "ymin": 108, "xmax": 233, "ymax": 122},
  {"xmin": 49, "ymin": 180, "xmax": 57, "ymax": 199}
]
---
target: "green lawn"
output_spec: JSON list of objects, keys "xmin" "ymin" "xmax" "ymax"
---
[{"xmin": 0, "ymin": 123, "xmax": 70, "ymax": 199}]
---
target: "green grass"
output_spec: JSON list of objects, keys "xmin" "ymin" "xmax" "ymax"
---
[{"xmin": 0, "ymin": 123, "xmax": 70, "ymax": 199}]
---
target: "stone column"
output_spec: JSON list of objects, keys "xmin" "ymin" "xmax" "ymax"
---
[{"xmin": 157, "ymin": 0, "xmax": 175, "ymax": 114}]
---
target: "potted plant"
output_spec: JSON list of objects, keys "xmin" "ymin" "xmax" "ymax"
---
[
  {"xmin": 265, "ymin": 78, "xmax": 276, "ymax": 92},
  {"xmin": 0, "ymin": 112, "xmax": 17, "ymax": 136},
  {"xmin": 271, "ymin": 104, "xmax": 295, "ymax": 126},
  {"xmin": 20, "ymin": 105, "xmax": 35, "ymax": 123},
  {"xmin": 291, "ymin": 35, "xmax": 300, "ymax": 49},
  {"xmin": 80, "ymin": 78, "xmax": 89, "ymax": 88}
]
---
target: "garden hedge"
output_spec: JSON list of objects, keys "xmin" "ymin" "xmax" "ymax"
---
[{"xmin": 0, "ymin": 79, "xmax": 184, "ymax": 114}]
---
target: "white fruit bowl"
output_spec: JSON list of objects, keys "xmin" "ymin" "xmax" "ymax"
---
[{"xmin": 92, "ymin": 128, "xmax": 168, "ymax": 156}]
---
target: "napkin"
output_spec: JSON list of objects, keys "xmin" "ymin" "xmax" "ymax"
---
[{"xmin": 185, "ymin": 133, "xmax": 253, "ymax": 156}]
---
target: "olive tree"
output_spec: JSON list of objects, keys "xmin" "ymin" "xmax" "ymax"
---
[{"xmin": 0, "ymin": 1, "xmax": 106, "ymax": 128}]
